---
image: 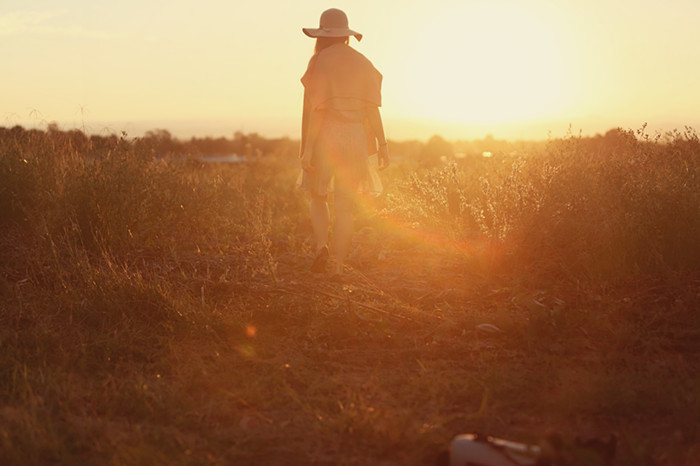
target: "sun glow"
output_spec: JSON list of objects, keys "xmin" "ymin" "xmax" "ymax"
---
[{"xmin": 394, "ymin": 2, "xmax": 571, "ymax": 125}]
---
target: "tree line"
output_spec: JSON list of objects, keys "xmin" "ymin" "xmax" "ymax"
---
[{"xmin": 2, "ymin": 122, "xmax": 677, "ymax": 167}]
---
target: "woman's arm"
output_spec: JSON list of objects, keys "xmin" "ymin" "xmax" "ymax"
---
[
  {"xmin": 300, "ymin": 96, "xmax": 322, "ymax": 171},
  {"xmin": 300, "ymin": 93, "xmax": 309, "ymax": 157},
  {"xmin": 366, "ymin": 106, "xmax": 390, "ymax": 170}
]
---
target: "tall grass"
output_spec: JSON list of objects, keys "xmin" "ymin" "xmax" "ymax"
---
[
  {"xmin": 387, "ymin": 126, "xmax": 700, "ymax": 281},
  {"xmin": 1, "ymin": 126, "xmax": 305, "ymax": 463},
  {"xmin": 1, "ymin": 124, "xmax": 699, "ymax": 464}
]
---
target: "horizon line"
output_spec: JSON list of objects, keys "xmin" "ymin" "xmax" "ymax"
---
[{"xmin": 3, "ymin": 115, "xmax": 697, "ymax": 143}]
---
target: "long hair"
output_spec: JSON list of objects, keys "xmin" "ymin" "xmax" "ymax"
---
[{"xmin": 314, "ymin": 36, "xmax": 349, "ymax": 54}]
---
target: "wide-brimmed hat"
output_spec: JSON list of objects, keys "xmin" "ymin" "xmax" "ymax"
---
[{"xmin": 303, "ymin": 8, "xmax": 362, "ymax": 41}]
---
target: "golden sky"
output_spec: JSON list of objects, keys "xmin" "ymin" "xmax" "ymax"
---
[{"xmin": 2, "ymin": 0, "xmax": 699, "ymax": 140}]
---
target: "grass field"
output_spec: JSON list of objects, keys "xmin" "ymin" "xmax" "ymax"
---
[{"xmin": 1, "ymin": 125, "xmax": 699, "ymax": 465}]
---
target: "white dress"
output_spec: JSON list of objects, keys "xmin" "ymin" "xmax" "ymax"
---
[{"xmin": 297, "ymin": 108, "xmax": 382, "ymax": 198}]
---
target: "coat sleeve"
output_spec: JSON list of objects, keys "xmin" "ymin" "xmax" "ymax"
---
[{"xmin": 300, "ymin": 92, "xmax": 310, "ymax": 157}]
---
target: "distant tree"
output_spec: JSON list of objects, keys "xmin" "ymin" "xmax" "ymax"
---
[
  {"xmin": 420, "ymin": 135, "xmax": 453, "ymax": 168},
  {"xmin": 140, "ymin": 129, "xmax": 179, "ymax": 155},
  {"xmin": 602, "ymin": 128, "xmax": 638, "ymax": 156}
]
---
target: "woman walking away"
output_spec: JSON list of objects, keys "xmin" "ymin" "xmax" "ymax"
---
[{"xmin": 299, "ymin": 8, "xmax": 390, "ymax": 280}]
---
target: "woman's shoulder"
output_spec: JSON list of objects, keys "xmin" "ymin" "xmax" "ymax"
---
[
  {"xmin": 302, "ymin": 53, "xmax": 320, "ymax": 84},
  {"xmin": 331, "ymin": 43, "xmax": 370, "ymax": 62}
]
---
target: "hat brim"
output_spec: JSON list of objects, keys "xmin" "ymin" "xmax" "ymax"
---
[{"xmin": 302, "ymin": 27, "xmax": 362, "ymax": 41}]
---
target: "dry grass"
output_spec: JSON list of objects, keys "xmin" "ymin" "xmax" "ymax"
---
[{"xmin": 1, "ymin": 124, "xmax": 699, "ymax": 465}]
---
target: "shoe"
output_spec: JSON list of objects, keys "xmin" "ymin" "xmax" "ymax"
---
[{"xmin": 310, "ymin": 245, "xmax": 329, "ymax": 273}]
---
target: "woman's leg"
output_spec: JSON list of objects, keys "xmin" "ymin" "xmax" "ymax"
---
[
  {"xmin": 331, "ymin": 194, "xmax": 353, "ymax": 276},
  {"xmin": 309, "ymin": 194, "xmax": 329, "ymax": 252}
]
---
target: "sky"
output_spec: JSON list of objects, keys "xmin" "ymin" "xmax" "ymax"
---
[{"xmin": 2, "ymin": 0, "xmax": 699, "ymax": 141}]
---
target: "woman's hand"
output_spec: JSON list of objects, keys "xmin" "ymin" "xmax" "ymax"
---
[
  {"xmin": 377, "ymin": 143, "xmax": 390, "ymax": 170},
  {"xmin": 366, "ymin": 107, "xmax": 389, "ymax": 170}
]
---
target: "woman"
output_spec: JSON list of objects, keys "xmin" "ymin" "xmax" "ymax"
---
[{"xmin": 299, "ymin": 8, "xmax": 390, "ymax": 279}]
